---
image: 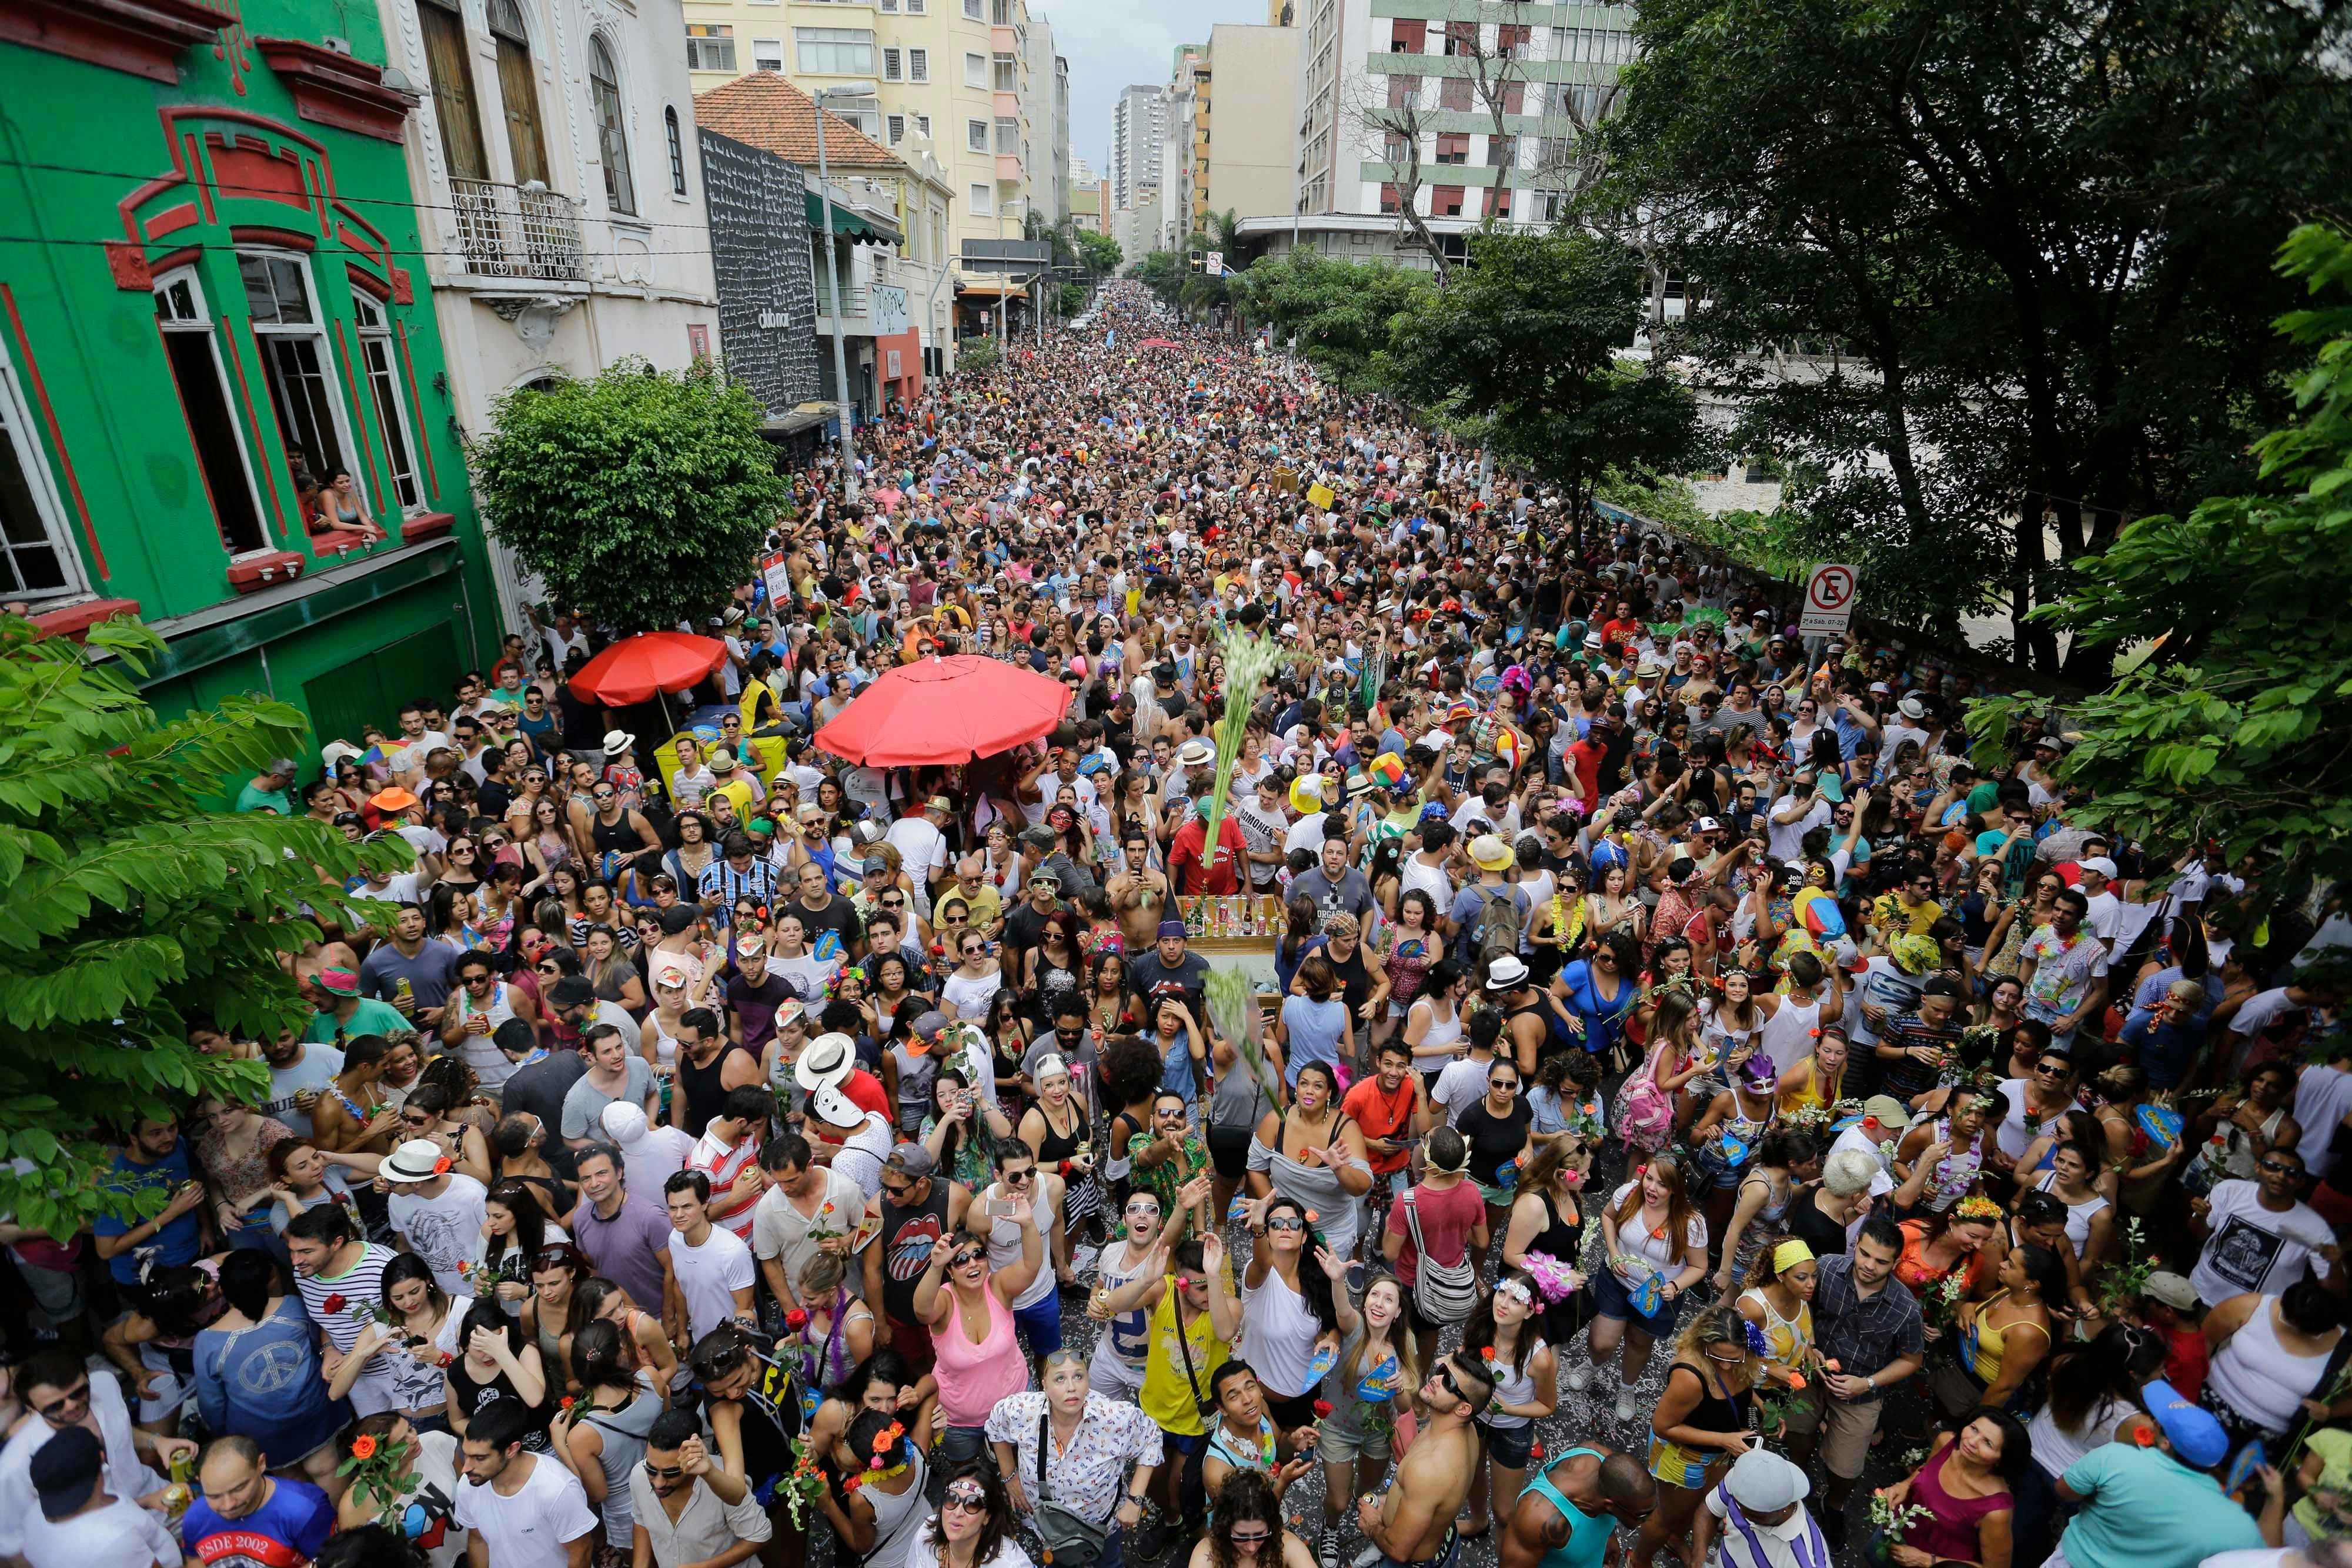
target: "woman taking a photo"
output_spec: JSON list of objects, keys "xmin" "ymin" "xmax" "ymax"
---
[
  {"xmin": 471, "ymin": 1180, "xmax": 567, "ymax": 1319},
  {"xmin": 921, "ymin": 1068, "xmax": 1014, "ymax": 1193},
  {"xmin": 1632, "ymin": 1301, "xmax": 1760, "ymax": 1568},
  {"xmin": 1459, "ymin": 1273, "xmax": 1559, "ymax": 1539},
  {"xmin": 1585, "ymin": 1154, "xmax": 1710, "ymax": 1422},
  {"xmin": 1870, "ymin": 1407, "xmax": 2029, "ymax": 1568}
]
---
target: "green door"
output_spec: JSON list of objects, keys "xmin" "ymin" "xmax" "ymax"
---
[{"xmin": 303, "ymin": 623, "xmax": 463, "ymax": 754}]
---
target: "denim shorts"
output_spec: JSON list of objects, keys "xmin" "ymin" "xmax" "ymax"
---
[
  {"xmin": 1480, "ymin": 1417, "xmax": 1534, "ymax": 1469},
  {"xmin": 1591, "ymin": 1266, "xmax": 1685, "ymax": 1336}
]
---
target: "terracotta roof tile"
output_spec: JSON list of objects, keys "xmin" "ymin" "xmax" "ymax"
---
[{"xmin": 693, "ymin": 73, "xmax": 907, "ymax": 171}]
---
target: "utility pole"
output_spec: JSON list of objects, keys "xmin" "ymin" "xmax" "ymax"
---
[{"xmin": 813, "ymin": 82, "xmax": 876, "ymax": 500}]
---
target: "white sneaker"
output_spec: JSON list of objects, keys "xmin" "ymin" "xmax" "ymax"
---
[
  {"xmin": 1564, "ymin": 1363, "xmax": 1591, "ymax": 1393},
  {"xmin": 1612, "ymin": 1389, "xmax": 1639, "ymax": 1423}
]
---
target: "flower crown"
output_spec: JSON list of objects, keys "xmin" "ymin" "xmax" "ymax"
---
[{"xmin": 1953, "ymin": 1195, "xmax": 2004, "ymax": 1223}]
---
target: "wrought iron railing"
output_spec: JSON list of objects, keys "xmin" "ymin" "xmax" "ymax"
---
[{"xmin": 448, "ymin": 178, "xmax": 587, "ymax": 282}]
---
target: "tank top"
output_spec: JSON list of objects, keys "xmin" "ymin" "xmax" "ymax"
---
[
  {"xmin": 677, "ymin": 1042, "xmax": 754, "ymax": 1138},
  {"xmin": 2209, "ymin": 1297, "xmax": 2337, "ymax": 1434},
  {"xmin": 860, "ymin": 1450, "xmax": 932, "ymax": 1568},
  {"xmin": 2031, "ymin": 1169, "xmax": 2110, "ymax": 1258},
  {"xmin": 1668, "ymin": 1359, "xmax": 1752, "ymax": 1437},
  {"xmin": 933, "ymin": 1286, "xmax": 1028, "ymax": 1427},
  {"xmin": 985, "ymin": 1181, "xmax": 1060, "ymax": 1311},
  {"xmin": 1918, "ymin": 1119, "xmax": 1985, "ymax": 1212},
  {"xmin": 1092, "ymin": 1239, "xmax": 1156, "ymax": 1367},
  {"xmin": 1031, "ymin": 1098, "xmax": 1084, "ymax": 1165},
  {"xmin": 1739, "ymin": 1286, "xmax": 1814, "ymax": 1375},
  {"xmin": 646, "ymin": 1009, "xmax": 683, "ymax": 1071},
  {"xmin": 449, "ymin": 981, "xmax": 521, "ymax": 1088},
  {"xmin": 1480, "ymin": 1335, "xmax": 1549, "ymax": 1429},
  {"xmin": 449, "ymin": 1355, "xmax": 553, "ymax": 1450},
  {"xmin": 580, "ymin": 1386, "xmax": 663, "ymax": 1547},
  {"xmin": 703, "ymin": 1348, "xmax": 799, "ymax": 1489},
  {"xmin": 1524, "ymin": 1452, "xmax": 1615, "ymax": 1568},
  {"xmin": 590, "ymin": 811, "xmax": 640, "ymax": 858},
  {"xmin": 1758, "ymin": 992, "xmax": 1822, "ymax": 1075},
  {"xmin": 1906, "ymin": 1442, "xmax": 2012, "ymax": 1565},
  {"xmin": 1408, "ymin": 997, "xmax": 1466, "ymax": 1065}
]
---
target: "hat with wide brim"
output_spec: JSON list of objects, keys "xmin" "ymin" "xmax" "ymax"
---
[
  {"xmin": 383, "ymin": 1138, "xmax": 450, "ymax": 1181},
  {"xmin": 796, "ymin": 1032, "xmax": 858, "ymax": 1092}
]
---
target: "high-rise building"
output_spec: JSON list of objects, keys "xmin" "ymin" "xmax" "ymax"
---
[
  {"xmin": 1022, "ymin": 14, "xmax": 1058, "ymax": 222},
  {"xmin": 1202, "ymin": 24, "xmax": 1302, "ymax": 222},
  {"xmin": 1111, "ymin": 85, "xmax": 1164, "ymax": 211},
  {"xmin": 1291, "ymin": 1, "xmax": 1636, "ymax": 223},
  {"xmin": 680, "ymin": 0, "xmax": 1040, "ymax": 269}
]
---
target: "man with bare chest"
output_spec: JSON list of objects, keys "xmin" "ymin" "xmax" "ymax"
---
[
  {"xmin": 1356, "ymin": 1352, "xmax": 1492, "ymax": 1568},
  {"xmin": 1110, "ymin": 827, "xmax": 1172, "ymax": 952}
]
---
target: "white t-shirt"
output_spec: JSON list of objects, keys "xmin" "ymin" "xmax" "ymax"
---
[
  {"xmin": 668, "ymin": 1223, "xmax": 757, "ymax": 1340},
  {"xmin": 2190, "ymin": 1179, "xmax": 2338, "ymax": 1307},
  {"xmin": 388, "ymin": 1173, "xmax": 491, "ymax": 1297},
  {"xmin": 452, "ymin": 1451, "xmax": 599, "ymax": 1568},
  {"xmin": 0, "ymin": 1377, "xmax": 161, "ymax": 1558},
  {"xmin": 19, "ymin": 1496, "xmax": 179, "ymax": 1568},
  {"xmin": 1766, "ymin": 795, "xmax": 1832, "ymax": 862},
  {"xmin": 1432, "ymin": 1056, "xmax": 1492, "ymax": 1126},
  {"xmin": 2294, "ymin": 1064, "xmax": 2352, "ymax": 1179},
  {"xmin": 1239, "ymin": 1267, "xmax": 1321, "ymax": 1399},
  {"xmin": 1605, "ymin": 1181, "xmax": 1709, "ymax": 1282},
  {"xmin": 2083, "ymin": 890, "xmax": 2122, "ymax": 944},
  {"xmin": 886, "ymin": 815, "xmax": 952, "ymax": 885},
  {"xmin": 751, "ymin": 1167, "xmax": 873, "ymax": 1300},
  {"xmin": 609, "ymin": 1119, "xmax": 696, "ymax": 1205}
]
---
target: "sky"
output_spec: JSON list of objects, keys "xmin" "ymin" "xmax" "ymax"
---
[{"xmin": 1039, "ymin": 0, "xmax": 1271, "ymax": 185}]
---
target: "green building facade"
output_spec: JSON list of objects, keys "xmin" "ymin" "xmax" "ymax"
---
[{"xmin": 0, "ymin": 0, "xmax": 502, "ymax": 744}]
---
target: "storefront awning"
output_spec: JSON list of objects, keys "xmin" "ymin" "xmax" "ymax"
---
[
  {"xmin": 804, "ymin": 192, "xmax": 900, "ymax": 243},
  {"xmin": 956, "ymin": 277, "xmax": 1030, "ymax": 298}
]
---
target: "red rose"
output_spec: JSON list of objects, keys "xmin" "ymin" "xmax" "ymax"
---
[
  {"xmin": 322, "ymin": 1294, "xmax": 348, "ymax": 1314},
  {"xmin": 432, "ymin": 1155, "xmax": 453, "ymax": 1175},
  {"xmin": 1312, "ymin": 1400, "xmax": 1334, "ymax": 1419},
  {"xmin": 785, "ymin": 1309, "xmax": 810, "ymax": 1331},
  {"xmin": 1530, "ymin": 1442, "xmax": 1546, "ymax": 1460}
]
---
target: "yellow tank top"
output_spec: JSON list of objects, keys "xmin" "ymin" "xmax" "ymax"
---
[
  {"xmin": 1963, "ymin": 1290, "xmax": 2046, "ymax": 1388},
  {"xmin": 1778, "ymin": 1059, "xmax": 1845, "ymax": 1116}
]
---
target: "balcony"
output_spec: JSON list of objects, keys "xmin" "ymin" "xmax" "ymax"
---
[
  {"xmin": 448, "ymin": 178, "xmax": 587, "ymax": 282},
  {"xmin": 817, "ymin": 278, "xmax": 871, "ymax": 320},
  {"xmin": 995, "ymin": 153, "xmax": 1024, "ymax": 180}
]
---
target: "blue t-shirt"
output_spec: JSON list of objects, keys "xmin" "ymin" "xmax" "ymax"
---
[
  {"xmin": 1279, "ymin": 995, "xmax": 1348, "ymax": 1088},
  {"xmin": 182, "ymin": 1475, "xmax": 336, "ymax": 1566},
  {"xmin": 2059, "ymin": 1444, "xmax": 2262, "ymax": 1568},
  {"xmin": 93, "ymin": 1142, "xmax": 202, "ymax": 1286}
]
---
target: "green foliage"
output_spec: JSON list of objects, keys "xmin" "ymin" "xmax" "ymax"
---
[
  {"xmin": 1382, "ymin": 229, "xmax": 1706, "ymax": 534},
  {"xmin": 1132, "ymin": 248, "xmax": 1187, "ymax": 308},
  {"xmin": 0, "ymin": 615, "xmax": 406, "ymax": 1241},
  {"xmin": 471, "ymin": 360, "xmax": 790, "ymax": 634},
  {"xmin": 1236, "ymin": 250, "xmax": 1426, "ymax": 393},
  {"xmin": 956, "ymin": 336, "xmax": 1002, "ymax": 373},
  {"xmin": 1058, "ymin": 281, "xmax": 1090, "ymax": 319},
  {"xmin": 1596, "ymin": 0, "xmax": 2352, "ymax": 670},
  {"xmin": 1075, "ymin": 230, "xmax": 1123, "ymax": 280},
  {"xmin": 1966, "ymin": 226, "xmax": 2352, "ymax": 897}
]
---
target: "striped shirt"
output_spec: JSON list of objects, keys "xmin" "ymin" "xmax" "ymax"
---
[{"xmin": 295, "ymin": 1241, "xmax": 400, "ymax": 1415}]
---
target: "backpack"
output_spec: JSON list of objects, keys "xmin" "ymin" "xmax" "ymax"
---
[
  {"xmin": 1399, "ymin": 1189, "xmax": 1479, "ymax": 1326},
  {"xmin": 1473, "ymin": 884, "xmax": 1524, "ymax": 967}
]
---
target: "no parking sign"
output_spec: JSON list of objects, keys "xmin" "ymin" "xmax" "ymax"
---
[{"xmin": 1800, "ymin": 562, "xmax": 1859, "ymax": 636}]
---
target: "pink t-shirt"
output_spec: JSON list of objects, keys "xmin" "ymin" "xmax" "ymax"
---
[{"xmin": 1385, "ymin": 1179, "xmax": 1487, "ymax": 1285}]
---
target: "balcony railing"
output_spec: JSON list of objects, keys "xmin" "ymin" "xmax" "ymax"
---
[
  {"xmin": 449, "ymin": 178, "xmax": 587, "ymax": 282},
  {"xmin": 817, "ymin": 280, "xmax": 870, "ymax": 317}
]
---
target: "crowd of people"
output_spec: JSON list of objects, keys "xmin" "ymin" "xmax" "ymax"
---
[{"xmin": 6, "ymin": 279, "xmax": 2350, "ymax": 1568}]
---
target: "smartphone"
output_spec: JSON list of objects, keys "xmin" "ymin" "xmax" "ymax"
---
[{"xmin": 986, "ymin": 1198, "xmax": 1017, "ymax": 1218}]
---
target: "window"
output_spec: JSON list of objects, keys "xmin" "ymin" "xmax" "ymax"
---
[
  {"xmin": 906, "ymin": 0, "xmax": 925, "ymax": 12},
  {"xmin": 0, "ymin": 326, "xmax": 90, "ymax": 593},
  {"xmin": 665, "ymin": 107, "xmax": 687, "ymax": 195},
  {"xmin": 487, "ymin": 0, "xmax": 549, "ymax": 185},
  {"xmin": 964, "ymin": 51, "xmax": 987, "ymax": 86},
  {"xmin": 753, "ymin": 38, "xmax": 783, "ymax": 72},
  {"xmin": 829, "ymin": 95, "xmax": 880, "ymax": 137},
  {"xmin": 967, "ymin": 118, "xmax": 989, "ymax": 151},
  {"xmin": 796, "ymin": 27, "xmax": 874, "ymax": 74},
  {"xmin": 993, "ymin": 51, "xmax": 1017, "ymax": 90},
  {"xmin": 915, "ymin": 113, "xmax": 931, "ymax": 137},
  {"xmin": 908, "ymin": 48, "xmax": 928, "ymax": 81},
  {"xmin": 991, "ymin": 0, "xmax": 1011, "ymax": 20},
  {"xmin": 887, "ymin": 113, "xmax": 906, "ymax": 143},
  {"xmin": 416, "ymin": 0, "xmax": 487, "ymax": 181},
  {"xmin": 1435, "ymin": 132, "xmax": 1468, "ymax": 165},
  {"xmin": 1438, "ymin": 75, "xmax": 1472, "ymax": 110},
  {"xmin": 883, "ymin": 46, "xmax": 902, "ymax": 80},
  {"xmin": 1497, "ymin": 24, "xmax": 1531, "ymax": 55},
  {"xmin": 963, "ymin": 0, "xmax": 982, "ymax": 16},
  {"xmin": 880, "ymin": 0, "xmax": 897, "ymax": 9},
  {"xmin": 589, "ymin": 35, "xmax": 637, "ymax": 213},
  {"xmin": 1385, "ymin": 74, "xmax": 1418, "ymax": 109},
  {"xmin": 684, "ymin": 23, "xmax": 737, "ymax": 72},
  {"xmin": 1390, "ymin": 19, "xmax": 1425, "ymax": 51},
  {"xmin": 1432, "ymin": 185, "xmax": 1464, "ymax": 216},
  {"xmin": 239, "ymin": 252, "xmax": 355, "ymax": 512},
  {"xmin": 1442, "ymin": 21, "xmax": 1474, "ymax": 54},
  {"xmin": 351, "ymin": 293, "xmax": 422, "ymax": 513},
  {"xmin": 968, "ymin": 183, "xmax": 991, "ymax": 215},
  {"xmin": 1378, "ymin": 182, "xmax": 1401, "ymax": 215},
  {"xmin": 994, "ymin": 116, "xmax": 1019, "ymax": 154}
]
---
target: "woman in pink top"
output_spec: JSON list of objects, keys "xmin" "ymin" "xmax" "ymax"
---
[
  {"xmin": 914, "ymin": 1209, "xmax": 1043, "ymax": 1464},
  {"xmin": 1872, "ymin": 1406, "xmax": 2027, "ymax": 1568}
]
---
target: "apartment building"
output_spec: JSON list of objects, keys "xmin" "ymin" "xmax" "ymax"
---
[
  {"xmin": 680, "ymin": 0, "xmax": 1039, "ymax": 266},
  {"xmin": 1202, "ymin": 24, "xmax": 1302, "ymax": 222},
  {"xmin": 1111, "ymin": 85, "xmax": 1164, "ymax": 211},
  {"xmin": 1292, "ymin": 0, "xmax": 1636, "ymax": 222}
]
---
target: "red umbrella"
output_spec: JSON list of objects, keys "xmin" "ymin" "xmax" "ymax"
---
[
  {"xmin": 814, "ymin": 656, "xmax": 1071, "ymax": 765},
  {"xmin": 566, "ymin": 631, "xmax": 727, "ymax": 706},
  {"xmin": 1140, "ymin": 337, "xmax": 1182, "ymax": 349}
]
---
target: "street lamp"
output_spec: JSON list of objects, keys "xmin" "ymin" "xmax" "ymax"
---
[{"xmin": 813, "ymin": 81, "xmax": 876, "ymax": 499}]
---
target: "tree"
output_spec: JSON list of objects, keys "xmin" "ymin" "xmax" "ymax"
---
[
  {"xmin": 1132, "ymin": 248, "xmax": 1188, "ymax": 310},
  {"xmin": 1382, "ymin": 228, "xmax": 1706, "ymax": 544},
  {"xmin": 1352, "ymin": 73, "xmax": 1456, "ymax": 283},
  {"xmin": 1235, "ymin": 250, "xmax": 1426, "ymax": 393},
  {"xmin": 1075, "ymin": 230, "xmax": 1122, "ymax": 280},
  {"xmin": 1595, "ymin": 0, "xmax": 2352, "ymax": 673},
  {"xmin": 472, "ymin": 360, "xmax": 790, "ymax": 633},
  {"xmin": 0, "ymin": 614, "xmax": 403, "ymax": 1241},
  {"xmin": 1966, "ymin": 224, "xmax": 2352, "ymax": 909}
]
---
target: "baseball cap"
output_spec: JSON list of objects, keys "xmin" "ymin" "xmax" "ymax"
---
[
  {"xmin": 2142, "ymin": 1379, "xmax": 2229, "ymax": 1467},
  {"xmin": 2080, "ymin": 855, "xmax": 2117, "ymax": 880},
  {"xmin": 1859, "ymin": 1095, "xmax": 1912, "ymax": 1133},
  {"xmin": 2141, "ymin": 1272, "xmax": 2200, "ymax": 1311},
  {"xmin": 885, "ymin": 1143, "xmax": 938, "ymax": 1179},
  {"xmin": 28, "ymin": 1425, "xmax": 102, "ymax": 1522},
  {"xmin": 1721, "ymin": 1447, "xmax": 1809, "ymax": 1512}
]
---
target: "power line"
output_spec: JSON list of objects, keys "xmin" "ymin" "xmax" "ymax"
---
[{"xmin": 0, "ymin": 231, "xmax": 723, "ymax": 266}]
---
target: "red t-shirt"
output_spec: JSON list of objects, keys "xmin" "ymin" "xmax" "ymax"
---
[
  {"xmin": 1168, "ymin": 817, "xmax": 1248, "ymax": 895},
  {"xmin": 1343, "ymin": 1076, "xmax": 1418, "ymax": 1176},
  {"xmin": 841, "ymin": 1068, "xmax": 890, "ymax": 1122},
  {"xmin": 2161, "ymin": 1323, "xmax": 2210, "ymax": 1403},
  {"xmin": 1384, "ymin": 1178, "xmax": 1486, "ymax": 1285}
]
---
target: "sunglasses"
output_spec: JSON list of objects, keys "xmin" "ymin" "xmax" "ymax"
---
[
  {"xmin": 1265, "ymin": 1215, "xmax": 1305, "ymax": 1233},
  {"xmin": 944, "ymin": 1487, "xmax": 989, "ymax": 1513},
  {"xmin": 1488, "ymin": 1077, "xmax": 1519, "ymax": 1091},
  {"xmin": 2033, "ymin": 1061, "xmax": 2070, "ymax": 1076},
  {"xmin": 33, "ymin": 1381, "xmax": 91, "ymax": 1418},
  {"xmin": 2260, "ymin": 1159, "xmax": 2301, "ymax": 1175},
  {"xmin": 950, "ymin": 1248, "xmax": 986, "ymax": 1268},
  {"xmin": 1228, "ymin": 1530, "xmax": 1273, "ymax": 1546},
  {"xmin": 881, "ymin": 897, "xmax": 906, "ymax": 908},
  {"xmin": 402, "ymin": 1112, "xmax": 435, "ymax": 1126}
]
